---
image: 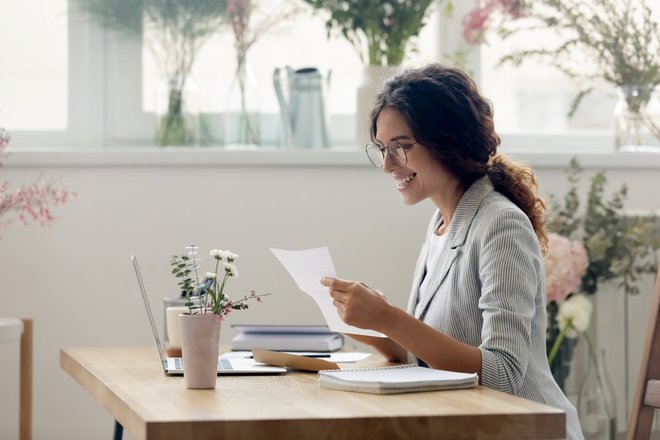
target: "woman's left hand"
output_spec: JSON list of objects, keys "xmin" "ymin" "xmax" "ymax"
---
[{"xmin": 320, "ymin": 277, "xmax": 391, "ymax": 331}]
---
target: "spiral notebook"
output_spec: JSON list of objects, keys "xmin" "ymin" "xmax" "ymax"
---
[{"xmin": 318, "ymin": 364, "xmax": 478, "ymax": 395}]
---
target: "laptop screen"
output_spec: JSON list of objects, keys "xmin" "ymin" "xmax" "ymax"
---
[{"xmin": 132, "ymin": 255, "xmax": 167, "ymax": 364}]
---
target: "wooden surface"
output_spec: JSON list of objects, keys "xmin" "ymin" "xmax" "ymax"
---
[
  {"xmin": 627, "ymin": 265, "xmax": 660, "ymax": 440},
  {"xmin": 20, "ymin": 319, "xmax": 32, "ymax": 440},
  {"xmin": 60, "ymin": 346, "xmax": 565, "ymax": 440}
]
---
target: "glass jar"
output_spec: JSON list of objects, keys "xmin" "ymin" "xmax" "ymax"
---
[
  {"xmin": 224, "ymin": 47, "xmax": 260, "ymax": 148},
  {"xmin": 155, "ymin": 75, "xmax": 200, "ymax": 147},
  {"xmin": 578, "ymin": 349, "xmax": 617, "ymax": 440},
  {"xmin": 614, "ymin": 85, "xmax": 660, "ymax": 152},
  {"xmin": 546, "ymin": 301, "xmax": 577, "ymax": 392}
]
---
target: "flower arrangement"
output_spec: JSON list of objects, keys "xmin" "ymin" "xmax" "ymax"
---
[
  {"xmin": 461, "ymin": 0, "xmax": 660, "ymax": 118},
  {"xmin": 548, "ymin": 158, "xmax": 660, "ymax": 297},
  {"xmin": 543, "ymin": 232, "xmax": 590, "ymax": 389},
  {"xmin": 170, "ymin": 244, "xmax": 268, "ymax": 317},
  {"xmin": 302, "ymin": 0, "xmax": 449, "ymax": 66},
  {"xmin": 224, "ymin": 0, "xmax": 302, "ymax": 145},
  {"xmin": 0, "ymin": 128, "xmax": 74, "ymax": 229},
  {"xmin": 544, "ymin": 233, "xmax": 589, "ymax": 304},
  {"xmin": 543, "ymin": 158, "xmax": 660, "ymax": 394},
  {"xmin": 71, "ymin": 0, "xmax": 228, "ymax": 146}
]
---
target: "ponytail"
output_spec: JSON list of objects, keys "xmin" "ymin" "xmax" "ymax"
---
[{"xmin": 487, "ymin": 154, "xmax": 548, "ymax": 252}]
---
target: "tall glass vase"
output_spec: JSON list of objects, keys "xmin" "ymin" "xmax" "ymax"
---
[
  {"xmin": 578, "ymin": 348, "xmax": 617, "ymax": 440},
  {"xmin": 155, "ymin": 75, "xmax": 200, "ymax": 147},
  {"xmin": 546, "ymin": 301, "xmax": 577, "ymax": 392},
  {"xmin": 614, "ymin": 85, "xmax": 660, "ymax": 152},
  {"xmin": 224, "ymin": 48, "xmax": 260, "ymax": 148}
]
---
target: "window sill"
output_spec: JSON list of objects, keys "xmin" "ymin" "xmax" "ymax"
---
[{"xmin": 5, "ymin": 146, "xmax": 660, "ymax": 169}]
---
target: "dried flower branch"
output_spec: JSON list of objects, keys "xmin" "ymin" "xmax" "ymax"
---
[
  {"xmin": 463, "ymin": 0, "xmax": 660, "ymax": 116},
  {"xmin": 227, "ymin": 0, "xmax": 303, "ymax": 53},
  {"xmin": 0, "ymin": 128, "xmax": 75, "ymax": 229}
]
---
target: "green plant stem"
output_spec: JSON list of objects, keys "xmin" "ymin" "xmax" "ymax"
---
[{"xmin": 547, "ymin": 319, "xmax": 570, "ymax": 365}]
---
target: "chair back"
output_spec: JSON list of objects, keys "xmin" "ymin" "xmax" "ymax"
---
[{"xmin": 627, "ymin": 264, "xmax": 660, "ymax": 439}]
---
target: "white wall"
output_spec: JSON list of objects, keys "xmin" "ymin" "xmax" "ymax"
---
[{"xmin": 0, "ymin": 150, "xmax": 658, "ymax": 439}]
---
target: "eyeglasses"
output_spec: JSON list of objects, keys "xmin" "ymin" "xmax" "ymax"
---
[{"xmin": 364, "ymin": 141, "xmax": 416, "ymax": 169}]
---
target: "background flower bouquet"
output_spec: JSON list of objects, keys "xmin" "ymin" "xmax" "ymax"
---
[
  {"xmin": 301, "ymin": 0, "xmax": 446, "ymax": 66},
  {"xmin": 544, "ymin": 232, "xmax": 590, "ymax": 390},
  {"xmin": 544, "ymin": 158, "xmax": 660, "ymax": 392}
]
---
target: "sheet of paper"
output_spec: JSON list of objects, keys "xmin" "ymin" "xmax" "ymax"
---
[{"xmin": 270, "ymin": 247, "xmax": 385, "ymax": 337}]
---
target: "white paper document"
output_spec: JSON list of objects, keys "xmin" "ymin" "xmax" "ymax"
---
[{"xmin": 270, "ymin": 247, "xmax": 385, "ymax": 337}]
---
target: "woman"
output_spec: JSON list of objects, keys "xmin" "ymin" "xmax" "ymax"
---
[{"xmin": 320, "ymin": 64, "xmax": 583, "ymax": 439}]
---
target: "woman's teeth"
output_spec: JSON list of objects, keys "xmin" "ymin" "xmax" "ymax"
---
[{"xmin": 397, "ymin": 173, "xmax": 416, "ymax": 188}]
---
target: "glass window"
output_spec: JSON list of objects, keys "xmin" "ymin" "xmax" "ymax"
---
[
  {"xmin": 140, "ymin": 2, "xmax": 441, "ymax": 145},
  {"xmin": 0, "ymin": 1, "xmax": 68, "ymax": 131},
  {"xmin": 478, "ymin": 2, "xmax": 660, "ymax": 135}
]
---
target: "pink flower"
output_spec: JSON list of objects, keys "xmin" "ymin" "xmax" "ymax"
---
[
  {"xmin": 0, "ymin": 128, "xmax": 75, "ymax": 229},
  {"xmin": 462, "ymin": 0, "xmax": 526, "ymax": 45},
  {"xmin": 462, "ymin": 5, "xmax": 494, "ymax": 45},
  {"xmin": 544, "ymin": 233, "xmax": 589, "ymax": 304}
]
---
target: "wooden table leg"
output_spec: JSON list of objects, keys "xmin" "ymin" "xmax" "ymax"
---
[
  {"xmin": 113, "ymin": 421, "xmax": 124, "ymax": 440},
  {"xmin": 20, "ymin": 319, "xmax": 32, "ymax": 440}
]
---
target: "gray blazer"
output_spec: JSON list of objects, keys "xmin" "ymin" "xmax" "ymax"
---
[{"xmin": 406, "ymin": 176, "xmax": 583, "ymax": 440}]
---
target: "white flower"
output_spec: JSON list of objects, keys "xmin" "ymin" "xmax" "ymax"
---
[
  {"xmin": 204, "ymin": 272, "xmax": 217, "ymax": 279},
  {"xmin": 223, "ymin": 262, "xmax": 238, "ymax": 277},
  {"xmin": 223, "ymin": 250, "xmax": 239, "ymax": 262},
  {"xmin": 556, "ymin": 294, "xmax": 593, "ymax": 338},
  {"xmin": 209, "ymin": 249, "xmax": 225, "ymax": 260}
]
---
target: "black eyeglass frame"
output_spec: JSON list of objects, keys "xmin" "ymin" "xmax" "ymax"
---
[{"xmin": 364, "ymin": 141, "xmax": 417, "ymax": 169}]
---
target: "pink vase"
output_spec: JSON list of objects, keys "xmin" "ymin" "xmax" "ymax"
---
[{"xmin": 179, "ymin": 313, "xmax": 221, "ymax": 389}]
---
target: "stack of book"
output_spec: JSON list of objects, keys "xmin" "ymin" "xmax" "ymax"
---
[{"xmin": 230, "ymin": 325, "xmax": 343, "ymax": 352}]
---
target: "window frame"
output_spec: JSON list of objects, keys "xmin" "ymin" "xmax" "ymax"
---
[{"xmin": 6, "ymin": 1, "xmax": 624, "ymax": 154}]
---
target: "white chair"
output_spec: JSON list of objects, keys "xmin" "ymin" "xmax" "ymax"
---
[
  {"xmin": 627, "ymin": 265, "xmax": 660, "ymax": 440},
  {"xmin": 0, "ymin": 318, "xmax": 32, "ymax": 440}
]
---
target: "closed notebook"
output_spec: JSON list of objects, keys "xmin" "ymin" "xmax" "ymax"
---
[{"xmin": 318, "ymin": 364, "xmax": 478, "ymax": 395}]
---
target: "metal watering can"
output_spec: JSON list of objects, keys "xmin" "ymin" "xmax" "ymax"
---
[{"xmin": 273, "ymin": 66, "xmax": 331, "ymax": 148}]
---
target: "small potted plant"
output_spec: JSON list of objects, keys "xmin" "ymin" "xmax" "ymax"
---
[
  {"xmin": 301, "ymin": 0, "xmax": 450, "ymax": 145},
  {"xmin": 170, "ymin": 244, "xmax": 268, "ymax": 389}
]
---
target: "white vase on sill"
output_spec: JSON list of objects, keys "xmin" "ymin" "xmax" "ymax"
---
[{"xmin": 355, "ymin": 65, "xmax": 402, "ymax": 147}]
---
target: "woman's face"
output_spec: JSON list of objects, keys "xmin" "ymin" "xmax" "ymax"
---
[{"xmin": 375, "ymin": 107, "xmax": 456, "ymax": 207}]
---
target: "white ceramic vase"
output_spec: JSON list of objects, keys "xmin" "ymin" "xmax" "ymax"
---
[
  {"xmin": 179, "ymin": 313, "xmax": 221, "ymax": 389},
  {"xmin": 355, "ymin": 65, "xmax": 402, "ymax": 147}
]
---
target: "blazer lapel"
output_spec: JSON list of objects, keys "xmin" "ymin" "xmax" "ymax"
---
[
  {"xmin": 414, "ymin": 246, "xmax": 459, "ymax": 319},
  {"xmin": 406, "ymin": 240, "xmax": 430, "ymax": 314},
  {"xmin": 411, "ymin": 176, "xmax": 495, "ymax": 321}
]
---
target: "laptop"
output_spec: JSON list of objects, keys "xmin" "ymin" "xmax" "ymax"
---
[{"xmin": 131, "ymin": 255, "xmax": 286, "ymax": 375}]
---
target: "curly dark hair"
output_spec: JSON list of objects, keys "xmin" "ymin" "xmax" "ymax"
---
[{"xmin": 370, "ymin": 63, "xmax": 547, "ymax": 250}]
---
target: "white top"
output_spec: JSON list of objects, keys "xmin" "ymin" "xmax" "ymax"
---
[
  {"xmin": 0, "ymin": 318, "xmax": 23, "ymax": 342},
  {"xmin": 417, "ymin": 231, "xmax": 447, "ymax": 316}
]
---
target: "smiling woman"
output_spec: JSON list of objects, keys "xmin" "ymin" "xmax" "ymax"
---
[{"xmin": 322, "ymin": 64, "xmax": 586, "ymax": 440}]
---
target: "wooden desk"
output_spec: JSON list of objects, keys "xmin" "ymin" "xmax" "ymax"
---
[{"xmin": 60, "ymin": 347, "xmax": 565, "ymax": 440}]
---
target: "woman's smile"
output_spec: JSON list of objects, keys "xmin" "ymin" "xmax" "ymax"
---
[{"xmin": 395, "ymin": 172, "xmax": 417, "ymax": 190}]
